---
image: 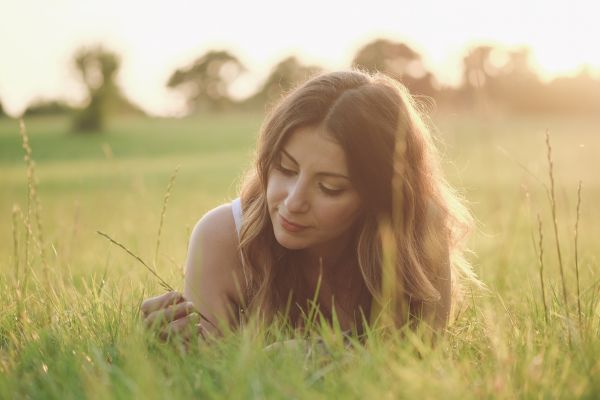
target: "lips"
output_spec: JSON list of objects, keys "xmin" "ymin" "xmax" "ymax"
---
[{"xmin": 279, "ymin": 214, "xmax": 308, "ymax": 233}]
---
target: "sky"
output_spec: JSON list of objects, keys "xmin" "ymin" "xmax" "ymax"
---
[{"xmin": 1, "ymin": 0, "xmax": 599, "ymax": 116}]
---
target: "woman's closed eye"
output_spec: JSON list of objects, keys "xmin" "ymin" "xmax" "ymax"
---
[
  {"xmin": 275, "ymin": 162, "xmax": 346, "ymax": 196},
  {"xmin": 276, "ymin": 163, "xmax": 296, "ymax": 176},
  {"xmin": 319, "ymin": 183, "xmax": 345, "ymax": 196}
]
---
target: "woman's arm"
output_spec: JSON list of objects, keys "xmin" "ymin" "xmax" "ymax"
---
[
  {"xmin": 140, "ymin": 202, "xmax": 243, "ymax": 341},
  {"xmin": 183, "ymin": 203, "xmax": 245, "ymax": 335}
]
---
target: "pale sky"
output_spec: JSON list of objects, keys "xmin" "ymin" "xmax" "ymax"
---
[{"xmin": 1, "ymin": 0, "xmax": 599, "ymax": 116}]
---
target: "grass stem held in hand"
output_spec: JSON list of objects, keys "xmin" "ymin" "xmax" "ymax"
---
[
  {"xmin": 97, "ymin": 230, "xmax": 220, "ymax": 333},
  {"xmin": 97, "ymin": 230, "xmax": 174, "ymax": 292}
]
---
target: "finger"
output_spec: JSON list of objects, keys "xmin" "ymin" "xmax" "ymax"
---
[
  {"xmin": 143, "ymin": 301, "xmax": 196, "ymax": 329},
  {"xmin": 141, "ymin": 291, "xmax": 184, "ymax": 317},
  {"xmin": 140, "ymin": 291, "xmax": 184, "ymax": 317},
  {"xmin": 159, "ymin": 313, "xmax": 201, "ymax": 341},
  {"xmin": 197, "ymin": 322, "xmax": 216, "ymax": 342}
]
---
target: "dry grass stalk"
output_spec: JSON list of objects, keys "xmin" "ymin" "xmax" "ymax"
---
[
  {"xmin": 12, "ymin": 204, "xmax": 25, "ymax": 324},
  {"xmin": 378, "ymin": 114, "xmax": 409, "ymax": 329},
  {"xmin": 378, "ymin": 220, "xmax": 407, "ymax": 330},
  {"xmin": 536, "ymin": 214, "xmax": 548, "ymax": 324},
  {"xmin": 574, "ymin": 181, "xmax": 582, "ymax": 332},
  {"xmin": 98, "ymin": 175, "xmax": 221, "ymax": 334},
  {"xmin": 12, "ymin": 204, "xmax": 20, "ymax": 282},
  {"xmin": 16, "ymin": 206, "xmax": 38, "ymax": 296},
  {"xmin": 19, "ymin": 119, "xmax": 47, "ymax": 269},
  {"xmin": 97, "ymin": 230, "xmax": 174, "ymax": 292},
  {"xmin": 154, "ymin": 165, "xmax": 180, "ymax": 269},
  {"xmin": 66, "ymin": 200, "xmax": 80, "ymax": 266},
  {"xmin": 544, "ymin": 131, "xmax": 571, "ymax": 346}
]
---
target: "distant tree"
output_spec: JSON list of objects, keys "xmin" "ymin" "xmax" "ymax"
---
[
  {"xmin": 0, "ymin": 99, "xmax": 5, "ymax": 118},
  {"xmin": 72, "ymin": 45, "xmax": 142, "ymax": 132},
  {"xmin": 462, "ymin": 45, "xmax": 495, "ymax": 90},
  {"xmin": 167, "ymin": 50, "xmax": 245, "ymax": 113},
  {"xmin": 244, "ymin": 56, "xmax": 322, "ymax": 108},
  {"xmin": 546, "ymin": 68, "xmax": 600, "ymax": 114},
  {"xmin": 461, "ymin": 46, "xmax": 547, "ymax": 113},
  {"xmin": 487, "ymin": 48, "xmax": 546, "ymax": 113},
  {"xmin": 459, "ymin": 45, "xmax": 496, "ymax": 109},
  {"xmin": 25, "ymin": 99, "xmax": 75, "ymax": 116},
  {"xmin": 352, "ymin": 39, "xmax": 438, "ymax": 97}
]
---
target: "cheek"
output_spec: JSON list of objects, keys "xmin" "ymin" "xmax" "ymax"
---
[
  {"xmin": 316, "ymin": 198, "xmax": 362, "ymax": 229},
  {"xmin": 266, "ymin": 175, "xmax": 284, "ymax": 206}
]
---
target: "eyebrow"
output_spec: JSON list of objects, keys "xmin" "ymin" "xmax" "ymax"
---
[{"xmin": 281, "ymin": 149, "xmax": 351, "ymax": 180}]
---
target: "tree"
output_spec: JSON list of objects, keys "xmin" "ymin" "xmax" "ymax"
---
[
  {"xmin": 488, "ymin": 48, "xmax": 545, "ymax": 113},
  {"xmin": 460, "ymin": 46, "xmax": 546, "ymax": 113},
  {"xmin": 167, "ymin": 50, "xmax": 245, "ymax": 113},
  {"xmin": 72, "ymin": 45, "xmax": 141, "ymax": 132},
  {"xmin": 546, "ymin": 69, "xmax": 600, "ymax": 114},
  {"xmin": 352, "ymin": 39, "xmax": 438, "ymax": 97},
  {"xmin": 244, "ymin": 56, "xmax": 322, "ymax": 108},
  {"xmin": 24, "ymin": 99, "xmax": 75, "ymax": 116},
  {"xmin": 459, "ymin": 45, "xmax": 496, "ymax": 109},
  {"xmin": 0, "ymin": 99, "xmax": 5, "ymax": 118}
]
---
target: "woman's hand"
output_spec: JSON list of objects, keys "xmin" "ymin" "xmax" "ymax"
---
[{"xmin": 140, "ymin": 291, "xmax": 204, "ymax": 342}]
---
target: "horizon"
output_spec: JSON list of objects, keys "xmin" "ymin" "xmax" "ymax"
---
[{"xmin": 1, "ymin": 0, "xmax": 599, "ymax": 117}]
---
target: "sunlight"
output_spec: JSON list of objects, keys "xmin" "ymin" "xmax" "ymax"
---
[{"xmin": 1, "ymin": 0, "xmax": 599, "ymax": 115}]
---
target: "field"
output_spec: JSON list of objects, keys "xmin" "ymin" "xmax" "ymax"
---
[{"xmin": 1, "ymin": 111, "xmax": 599, "ymax": 398}]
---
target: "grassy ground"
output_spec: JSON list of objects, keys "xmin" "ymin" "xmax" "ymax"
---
[{"xmin": 0, "ymin": 111, "xmax": 599, "ymax": 398}]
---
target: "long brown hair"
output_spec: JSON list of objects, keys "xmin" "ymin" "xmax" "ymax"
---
[{"xmin": 238, "ymin": 70, "xmax": 477, "ymax": 329}]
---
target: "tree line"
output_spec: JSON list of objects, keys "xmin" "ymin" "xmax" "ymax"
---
[{"xmin": 2, "ymin": 39, "xmax": 599, "ymax": 132}]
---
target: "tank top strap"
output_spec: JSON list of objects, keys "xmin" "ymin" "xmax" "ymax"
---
[{"xmin": 231, "ymin": 197, "xmax": 243, "ymax": 239}]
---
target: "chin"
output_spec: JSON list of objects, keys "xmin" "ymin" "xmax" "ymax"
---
[{"xmin": 273, "ymin": 229, "xmax": 308, "ymax": 250}]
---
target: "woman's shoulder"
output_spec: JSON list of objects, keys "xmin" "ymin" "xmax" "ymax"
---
[
  {"xmin": 190, "ymin": 201, "xmax": 239, "ymax": 249},
  {"xmin": 185, "ymin": 201, "xmax": 243, "ymax": 295},
  {"xmin": 184, "ymin": 201, "xmax": 244, "ymax": 317}
]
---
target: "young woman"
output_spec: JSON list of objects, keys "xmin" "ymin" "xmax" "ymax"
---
[{"xmin": 141, "ymin": 70, "xmax": 477, "ymax": 341}]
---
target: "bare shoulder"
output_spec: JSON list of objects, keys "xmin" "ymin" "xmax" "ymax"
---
[
  {"xmin": 184, "ymin": 202, "xmax": 244, "ymax": 321},
  {"xmin": 190, "ymin": 203, "xmax": 239, "ymax": 251}
]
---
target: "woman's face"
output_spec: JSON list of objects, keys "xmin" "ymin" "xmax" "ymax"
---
[{"xmin": 266, "ymin": 125, "xmax": 362, "ymax": 254}]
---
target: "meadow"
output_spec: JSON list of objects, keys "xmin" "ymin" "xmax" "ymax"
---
[{"xmin": 0, "ymin": 110, "xmax": 599, "ymax": 398}]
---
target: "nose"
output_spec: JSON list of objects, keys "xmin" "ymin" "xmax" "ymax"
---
[{"xmin": 284, "ymin": 178, "xmax": 310, "ymax": 214}]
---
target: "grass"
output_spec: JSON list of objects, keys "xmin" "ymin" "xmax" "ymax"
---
[{"xmin": 0, "ymin": 111, "xmax": 599, "ymax": 398}]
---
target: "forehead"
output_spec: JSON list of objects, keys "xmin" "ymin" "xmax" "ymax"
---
[{"xmin": 281, "ymin": 126, "xmax": 348, "ymax": 173}]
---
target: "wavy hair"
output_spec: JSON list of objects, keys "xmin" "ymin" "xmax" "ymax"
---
[{"xmin": 238, "ymin": 70, "xmax": 477, "ymax": 329}]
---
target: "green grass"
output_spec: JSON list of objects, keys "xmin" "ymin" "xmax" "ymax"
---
[{"xmin": 1, "ymin": 111, "xmax": 599, "ymax": 398}]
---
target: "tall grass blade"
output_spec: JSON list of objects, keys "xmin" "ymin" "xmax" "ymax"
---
[
  {"xmin": 544, "ymin": 131, "xmax": 571, "ymax": 346},
  {"xmin": 154, "ymin": 165, "xmax": 180, "ymax": 269},
  {"xmin": 12, "ymin": 204, "xmax": 20, "ymax": 283},
  {"xmin": 574, "ymin": 181, "xmax": 582, "ymax": 334},
  {"xmin": 536, "ymin": 214, "xmax": 548, "ymax": 324},
  {"xmin": 97, "ymin": 230, "xmax": 174, "ymax": 292},
  {"xmin": 96, "ymin": 230, "xmax": 220, "ymax": 332},
  {"xmin": 19, "ymin": 119, "xmax": 47, "ymax": 270}
]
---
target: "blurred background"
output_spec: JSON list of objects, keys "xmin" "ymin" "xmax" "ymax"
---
[
  {"xmin": 1, "ymin": 0, "xmax": 600, "ymax": 120},
  {"xmin": 0, "ymin": 0, "xmax": 598, "ymax": 289}
]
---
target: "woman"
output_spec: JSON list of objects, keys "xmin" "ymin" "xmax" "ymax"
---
[{"xmin": 141, "ymin": 70, "xmax": 477, "ymax": 341}]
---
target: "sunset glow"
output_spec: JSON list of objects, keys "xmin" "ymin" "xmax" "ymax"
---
[{"xmin": 1, "ymin": 0, "xmax": 599, "ymax": 116}]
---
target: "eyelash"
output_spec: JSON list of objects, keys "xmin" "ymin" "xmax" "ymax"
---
[
  {"xmin": 319, "ymin": 184, "xmax": 344, "ymax": 196},
  {"xmin": 275, "ymin": 164, "xmax": 345, "ymax": 197}
]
